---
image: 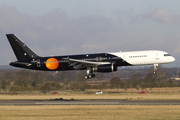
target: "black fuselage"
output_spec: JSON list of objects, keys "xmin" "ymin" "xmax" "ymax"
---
[{"xmin": 11, "ymin": 53, "xmax": 130, "ymax": 71}]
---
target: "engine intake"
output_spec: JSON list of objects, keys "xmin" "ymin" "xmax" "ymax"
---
[{"xmin": 92, "ymin": 64, "xmax": 117, "ymax": 72}]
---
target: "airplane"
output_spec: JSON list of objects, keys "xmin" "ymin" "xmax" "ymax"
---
[{"xmin": 6, "ymin": 34, "xmax": 175, "ymax": 79}]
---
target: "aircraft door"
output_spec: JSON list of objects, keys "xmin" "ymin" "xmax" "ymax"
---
[{"xmin": 155, "ymin": 53, "xmax": 159, "ymax": 60}]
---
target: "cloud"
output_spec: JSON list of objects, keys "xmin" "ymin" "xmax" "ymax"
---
[
  {"xmin": 81, "ymin": 44, "xmax": 106, "ymax": 53},
  {"xmin": 144, "ymin": 8, "xmax": 177, "ymax": 24},
  {"xmin": 0, "ymin": 5, "xmax": 179, "ymax": 67},
  {"xmin": 130, "ymin": 8, "xmax": 179, "ymax": 24},
  {"xmin": 0, "ymin": 4, "xmax": 118, "ymax": 63}
]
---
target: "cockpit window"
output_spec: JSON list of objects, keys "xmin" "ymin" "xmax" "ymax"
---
[{"xmin": 164, "ymin": 54, "xmax": 170, "ymax": 56}]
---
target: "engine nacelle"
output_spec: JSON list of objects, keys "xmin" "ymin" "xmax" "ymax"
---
[{"xmin": 92, "ymin": 64, "xmax": 117, "ymax": 73}]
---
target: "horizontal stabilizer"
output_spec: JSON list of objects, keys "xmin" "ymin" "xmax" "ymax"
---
[{"xmin": 10, "ymin": 62, "xmax": 32, "ymax": 67}]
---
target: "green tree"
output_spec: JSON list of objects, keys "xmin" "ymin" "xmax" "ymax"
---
[
  {"xmin": 63, "ymin": 80, "xmax": 69, "ymax": 90},
  {"xmin": 110, "ymin": 77, "xmax": 121, "ymax": 88},
  {"xmin": 31, "ymin": 72, "xmax": 46, "ymax": 88},
  {"xmin": 51, "ymin": 81, "xmax": 62, "ymax": 90},
  {"xmin": 1, "ymin": 80, "xmax": 10, "ymax": 90},
  {"xmin": 14, "ymin": 70, "xmax": 31, "ymax": 90},
  {"xmin": 70, "ymin": 72, "xmax": 88, "ymax": 91},
  {"xmin": 145, "ymin": 65, "xmax": 166, "ymax": 87},
  {"xmin": 41, "ymin": 81, "xmax": 51, "ymax": 94},
  {"xmin": 129, "ymin": 73, "xmax": 142, "ymax": 88},
  {"xmin": 2, "ymin": 72, "xmax": 14, "ymax": 81}
]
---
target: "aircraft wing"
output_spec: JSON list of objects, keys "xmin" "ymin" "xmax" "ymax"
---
[{"xmin": 63, "ymin": 58, "xmax": 110, "ymax": 70}]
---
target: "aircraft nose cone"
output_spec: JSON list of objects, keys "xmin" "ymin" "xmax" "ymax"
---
[{"xmin": 170, "ymin": 57, "xmax": 175, "ymax": 62}]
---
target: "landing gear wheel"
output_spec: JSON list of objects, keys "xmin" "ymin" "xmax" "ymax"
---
[
  {"xmin": 88, "ymin": 74, "xmax": 92, "ymax": 78},
  {"xmin": 84, "ymin": 74, "xmax": 95, "ymax": 79},
  {"xmin": 85, "ymin": 68, "xmax": 96, "ymax": 79},
  {"xmin": 91, "ymin": 74, "xmax": 95, "ymax": 78},
  {"xmin": 84, "ymin": 75, "xmax": 89, "ymax": 79}
]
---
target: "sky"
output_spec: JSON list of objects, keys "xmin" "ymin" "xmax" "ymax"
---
[{"xmin": 0, "ymin": 0, "xmax": 180, "ymax": 67}]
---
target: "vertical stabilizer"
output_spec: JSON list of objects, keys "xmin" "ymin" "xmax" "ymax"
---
[{"xmin": 6, "ymin": 34, "xmax": 40, "ymax": 61}]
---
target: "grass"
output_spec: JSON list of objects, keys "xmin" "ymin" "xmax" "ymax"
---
[
  {"xmin": 1, "ymin": 93, "xmax": 180, "ymax": 101},
  {"xmin": 0, "ymin": 87, "xmax": 180, "ymax": 101},
  {"xmin": 1, "ymin": 88, "xmax": 180, "ymax": 120},
  {"xmin": 0, "ymin": 105, "xmax": 180, "ymax": 120}
]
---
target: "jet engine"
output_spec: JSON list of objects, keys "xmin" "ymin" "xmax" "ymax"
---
[{"xmin": 92, "ymin": 64, "xmax": 117, "ymax": 72}]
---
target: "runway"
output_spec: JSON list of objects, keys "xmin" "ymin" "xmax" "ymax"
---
[{"xmin": 0, "ymin": 100, "xmax": 180, "ymax": 105}]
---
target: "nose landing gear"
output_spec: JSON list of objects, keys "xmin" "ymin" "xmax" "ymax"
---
[{"xmin": 154, "ymin": 64, "xmax": 158, "ymax": 73}]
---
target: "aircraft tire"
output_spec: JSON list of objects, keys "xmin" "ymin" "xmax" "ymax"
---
[
  {"xmin": 91, "ymin": 74, "xmax": 95, "ymax": 78},
  {"xmin": 88, "ymin": 75, "xmax": 92, "ymax": 78},
  {"xmin": 85, "ymin": 75, "xmax": 89, "ymax": 79}
]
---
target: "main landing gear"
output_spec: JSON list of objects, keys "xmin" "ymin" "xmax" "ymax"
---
[
  {"xmin": 84, "ymin": 68, "xmax": 95, "ymax": 79},
  {"xmin": 84, "ymin": 74, "xmax": 95, "ymax": 79}
]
